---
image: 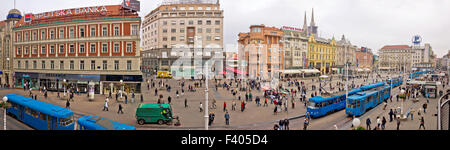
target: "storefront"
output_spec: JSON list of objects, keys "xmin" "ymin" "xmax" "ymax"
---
[
  {"xmin": 101, "ymin": 75, "xmax": 142, "ymax": 94},
  {"xmin": 14, "ymin": 72, "xmax": 101, "ymax": 93}
]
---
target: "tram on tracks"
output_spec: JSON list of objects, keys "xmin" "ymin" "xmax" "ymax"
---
[
  {"xmin": 345, "ymin": 83, "xmax": 391, "ymax": 116},
  {"xmin": 77, "ymin": 115, "xmax": 136, "ymax": 130},
  {"xmin": 4, "ymin": 94, "xmax": 74, "ymax": 130}
]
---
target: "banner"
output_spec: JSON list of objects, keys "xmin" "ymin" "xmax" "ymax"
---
[{"xmin": 123, "ymin": 0, "xmax": 140, "ymax": 12}]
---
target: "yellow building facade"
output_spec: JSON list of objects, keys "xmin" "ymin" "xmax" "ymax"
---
[{"xmin": 307, "ymin": 34, "xmax": 336, "ymax": 74}]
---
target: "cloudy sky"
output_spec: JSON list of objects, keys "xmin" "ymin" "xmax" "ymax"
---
[{"xmin": 1, "ymin": 0, "xmax": 449, "ymax": 57}]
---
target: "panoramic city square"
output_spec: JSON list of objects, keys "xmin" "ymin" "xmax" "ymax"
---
[{"xmin": 0, "ymin": 0, "xmax": 449, "ymax": 132}]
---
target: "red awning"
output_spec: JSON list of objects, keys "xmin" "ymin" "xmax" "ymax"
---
[{"xmin": 225, "ymin": 67, "xmax": 248, "ymax": 75}]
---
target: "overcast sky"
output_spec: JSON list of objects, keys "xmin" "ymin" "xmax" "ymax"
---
[{"xmin": 1, "ymin": 0, "xmax": 449, "ymax": 57}]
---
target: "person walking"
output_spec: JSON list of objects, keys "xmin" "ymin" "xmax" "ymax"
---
[
  {"xmin": 389, "ymin": 109, "xmax": 394, "ymax": 122},
  {"xmin": 184, "ymin": 98, "xmax": 188, "ymax": 108},
  {"xmin": 381, "ymin": 117, "xmax": 387, "ymax": 130},
  {"xmin": 168, "ymin": 96, "xmax": 172, "ymax": 104},
  {"xmin": 284, "ymin": 119, "xmax": 290, "ymax": 130},
  {"xmin": 131, "ymin": 92, "xmax": 135, "ymax": 103},
  {"xmin": 117, "ymin": 104, "xmax": 124, "ymax": 114},
  {"xmin": 65, "ymin": 100, "xmax": 70, "ymax": 109},
  {"xmin": 419, "ymin": 117, "xmax": 425, "ymax": 130},
  {"xmin": 366, "ymin": 118, "xmax": 372, "ymax": 130},
  {"xmin": 303, "ymin": 118, "xmax": 309, "ymax": 130},
  {"xmin": 224, "ymin": 111, "xmax": 230, "ymax": 125},
  {"xmin": 223, "ymin": 101, "xmax": 227, "ymax": 112},
  {"xmin": 199, "ymin": 102, "xmax": 203, "ymax": 112},
  {"xmin": 396, "ymin": 118, "xmax": 401, "ymax": 130},
  {"xmin": 422, "ymin": 103, "xmax": 427, "ymax": 113},
  {"xmin": 232, "ymin": 100, "xmax": 236, "ymax": 111},
  {"xmin": 176, "ymin": 90, "xmax": 179, "ymax": 99},
  {"xmin": 103, "ymin": 98, "xmax": 109, "ymax": 111},
  {"xmin": 125, "ymin": 94, "xmax": 128, "ymax": 104},
  {"xmin": 279, "ymin": 120, "xmax": 284, "ymax": 130},
  {"xmin": 264, "ymin": 98, "xmax": 268, "ymax": 107},
  {"xmin": 376, "ymin": 117, "xmax": 381, "ymax": 129},
  {"xmin": 141, "ymin": 94, "xmax": 144, "ymax": 103}
]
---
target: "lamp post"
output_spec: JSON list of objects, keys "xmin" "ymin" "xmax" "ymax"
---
[
  {"xmin": 120, "ymin": 80, "xmax": 124, "ymax": 98},
  {"xmin": 2, "ymin": 96, "xmax": 8, "ymax": 130},
  {"xmin": 63, "ymin": 79, "xmax": 66, "ymax": 97},
  {"xmin": 352, "ymin": 117, "xmax": 360, "ymax": 130}
]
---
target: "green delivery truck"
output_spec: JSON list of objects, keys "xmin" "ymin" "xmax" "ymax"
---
[{"xmin": 136, "ymin": 103, "xmax": 173, "ymax": 125}]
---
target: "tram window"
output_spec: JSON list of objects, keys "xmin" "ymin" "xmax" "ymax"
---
[
  {"xmin": 25, "ymin": 107, "xmax": 32, "ymax": 115},
  {"xmin": 31, "ymin": 110, "xmax": 38, "ymax": 118},
  {"xmin": 38, "ymin": 113, "xmax": 47, "ymax": 121},
  {"xmin": 59, "ymin": 116, "xmax": 74, "ymax": 127},
  {"xmin": 10, "ymin": 102, "xmax": 18, "ymax": 109},
  {"xmin": 356, "ymin": 101, "xmax": 360, "ymax": 107}
]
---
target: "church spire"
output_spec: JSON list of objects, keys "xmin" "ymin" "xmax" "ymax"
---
[
  {"xmin": 303, "ymin": 11, "xmax": 308, "ymax": 33},
  {"xmin": 310, "ymin": 8, "xmax": 316, "ymax": 27}
]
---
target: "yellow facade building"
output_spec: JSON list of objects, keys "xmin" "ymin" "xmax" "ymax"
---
[{"xmin": 307, "ymin": 34, "xmax": 336, "ymax": 74}]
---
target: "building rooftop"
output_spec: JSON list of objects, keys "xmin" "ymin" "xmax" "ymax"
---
[{"xmin": 380, "ymin": 45, "xmax": 411, "ymax": 50}]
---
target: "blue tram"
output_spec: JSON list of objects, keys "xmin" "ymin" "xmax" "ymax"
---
[
  {"xmin": 77, "ymin": 115, "xmax": 136, "ymax": 130},
  {"xmin": 5, "ymin": 94, "xmax": 74, "ymax": 130},
  {"xmin": 307, "ymin": 89, "xmax": 361, "ymax": 118},
  {"xmin": 345, "ymin": 84, "xmax": 391, "ymax": 116},
  {"xmin": 409, "ymin": 71, "xmax": 432, "ymax": 79},
  {"xmin": 387, "ymin": 76, "xmax": 403, "ymax": 88}
]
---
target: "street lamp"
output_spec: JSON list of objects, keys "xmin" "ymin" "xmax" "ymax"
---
[
  {"xmin": 2, "ymin": 96, "xmax": 8, "ymax": 130},
  {"xmin": 352, "ymin": 117, "xmax": 360, "ymax": 130},
  {"xmin": 120, "ymin": 80, "xmax": 124, "ymax": 98},
  {"xmin": 63, "ymin": 79, "xmax": 66, "ymax": 97}
]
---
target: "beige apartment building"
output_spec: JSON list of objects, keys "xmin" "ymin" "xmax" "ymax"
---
[
  {"xmin": 0, "ymin": 9, "xmax": 22, "ymax": 87},
  {"xmin": 336, "ymin": 35, "xmax": 357, "ymax": 74},
  {"xmin": 378, "ymin": 45, "xmax": 412, "ymax": 72},
  {"xmin": 142, "ymin": 0, "xmax": 224, "ymax": 78},
  {"xmin": 281, "ymin": 26, "xmax": 308, "ymax": 69}
]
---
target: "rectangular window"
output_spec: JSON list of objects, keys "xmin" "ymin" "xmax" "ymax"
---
[
  {"xmin": 41, "ymin": 31, "xmax": 47, "ymax": 40},
  {"xmin": 50, "ymin": 30, "xmax": 55, "ymax": 39},
  {"xmin": 17, "ymin": 33, "xmax": 21, "ymax": 42},
  {"xmin": 69, "ymin": 28, "xmax": 74, "ymax": 38},
  {"xmin": 90, "ymin": 27, "xmax": 96, "ymax": 37},
  {"xmin": 215, "ymin": 28, "xmax": 220, "ymax": 33},
  {"xmin": 114, "ymin": 26, "xmax": 120, "ymax": 36},
  {"xmin": 102, "ymin": 27, "xmax": 108, "ymax": 36},
  {"xmin": 171, "ymin": 21, "xmax": 176, "ymax": 25},
  {"xmin": 206, "ymin": 28, "xmax": 211, "ymax": 33},
  {"xmin": 25, "ymin": 32, "xmax": 29, "ymax": 41},
  {"xmin": 90, "ymin": 44, "xmax": 96, "ymax": 53},
  {"xmin": 41, "ymin": 46, "xmax": 46, "ymax": 54},
  {"xmin": 80, "ymin": 28, "xmax": 85, "ymax": 37},
  {"xmin": 132, "ymin": 25, "xmax": 138, "ymax": 36},
  {"xmin": 33, "ymin": 61, "xmax": 37, "ymax": 69},
  {"xmin": 163, "ymin": 29, "xmax": 168, "ymax": 33},
  {"xmin": 69, "ymin": 45, "xmax": 74, "ymax": 53},
  {"xmin": 80, "ymin": 61, "xmax": 84, "ymax": 70},
  {"xmin": 114, "ymin": 44, "xmax": 120, "ymax": 53},
  {"xmin": 114, "ymin": 60, "xmax": 119, "ymax": 70},
  {"xmin": 50, "ymin": 45, "xmax": 55, "ymax": 54},
  {"xmin": 59, "ymin": 29, "xmax": 64, "ymax": 38},
  {"xmin": 91, "ymin": 60, "xmax": 95, "ymax": 70},
  {"xmin": 24, "ymin": 47, "xmax": 29, "ymax": 55},
  {"xmin": 180, "ymin": 28, "xmax": 185, "ymax": 33},
  {"xmin": 32, "ymin": 46, "xmax": 37, "ymax": 54},
  {"xmin": 32, "ymin": 32, "xmax": 37, "ymax": 40},
  {"xmin": 103, "ymin": 60, "xmax": 107, "ymax": 70},
  {"xmin": 59, "ymin": 45, "xmax": 64, "ymax": 54},
  {"xmin": 70, "ymin": 60, "xmax": 74, "ymax": 70},
  {"xmin": 126, "ymin": 43, "xmax": 132, "ymax": 53},
  {"xmin": 197, "ymin": 28, "xmax": 202, "ymax": 33},
  {"xmin": 41, "ymin": 61, "xmax": 46, "ymax": 69},
  {"xmin": 79, "ymin": 44, "xmax": 85, "ymax": 53},
  {"xmin": 50, "ymin": 61, "xmax": 55, "ymax": 70},
  {"xmin": 198, "ymin": 20, "xmax": 202, "ymax": 25},
  {"xmin": 171, "ymin": 28, "xmax": 176, "ymax": 33},
  {"xmin": 171, "ymin": 37, "xmax": 176, "ymax": 41},
  {"xmin": 215, "ymin": 20, "xmax": 220, "ymax": 25},
  {"xmin": 60, "ymin": 61, "xmax": 64, "ymax": 70},
  {"xmin": 180, "ymin": 20, "xmax": 185, "ymax": 25},
  {"xmin": 18, "ymin": 61, "xmax": 21, "ymax": 69},
  {"xmin": 127, "ymin": 60, "xmax": 132, "ymax": 71},
  {"xmin": 102, "ymin": 44, "xmax": 108, "ymax": 53},
  {"xmin": 17, "ymin": 48, "xmax": 21, "ymax": 55},
  {"xmin": 189, "ymin": 20, "xmax": 193, "ymax": 25},
  {"xmin": 206, "ymin": 20, "xmax": 211, "ymax": 25}
]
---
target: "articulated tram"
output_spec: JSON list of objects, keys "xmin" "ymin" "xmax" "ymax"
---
[{"xmin": 345, "ymin": 83, "xmax": 391, "ymax": 116}]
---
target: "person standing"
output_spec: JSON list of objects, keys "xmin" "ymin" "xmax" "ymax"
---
[
  {"xmin": 389, "ymin": 109, "xmax": 394, "ymax": 122},
  {"xmin": 168, "ymin": 96, "xmax": 172, "ymax": 104},
  {"xmin": 396, "ymin": 118, "xmax": 401, "ymax": 130},
  {"xmin": 284, "ymin": 119, "xmax": 290, "ymax": 130},
  {"xmin": 232, "ymin": 100, "xmax": 236, "ymax": 111},
  {"xmin": 199, "ymin": 102, "xmax": 203, "ymax": 112},
  {"xmin": 103, "ymin": 98, "xmax": 109, "ymax": 111},
  {"xmin": 366, "ymin": 118, "xmax": 372, "ymax": 130},
  {"xmin": 184, "ymin": 98, "xmax": 188, "ymax": 108},
  {"xmin": 279, "ymin": 120, "xmax": 284, "ymax": 130},
  {"xmin": 303, "ymin": 118, "xmax": 309, "ymax": 130},
  {"xmin": 131, "ymin": 92, "xmax": 135, "ymax": 103},
  {"xmin": 223, "ymin": 101, "xmax": 227, "ymax": 112},
  {"xmin": 422, "ymin": 103, "xmax": 427, "ymax": 113},
  {"xmin": 419, "ymin": 117, "xmax": 425, "ymax": 130},
  {"xmin": 376, "ymin": 117, "xmax": 381, "ymax": 129},
  {"xmin": 224, "ymin": 111, "xmax": 230, "ymax": 125},
  {"xmin": 125, "ymin": 94, "xmax": 128, "ymax": 104},
  {"xmin": 117, "ymin": 104, "xmax": 124, "ymax": 114},
  {"xmin": 141, "ymin": 94, "xmax": 144, "ymax": 103},
  {"xmin": 66, "ymin": 100, "xmax": 71, "ymax": 109},
  {"xmin": 381, "ymin": 117, "xmax": 387, "ymax": 130}
]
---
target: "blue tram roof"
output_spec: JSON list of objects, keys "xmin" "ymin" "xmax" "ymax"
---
[
  {"xmin": 360, "ymin": 82, "xmax": 385, "ymax": 91},
  {"xmin": 4, "ymin": 94, "xmax": 72, "ymax": 118},
  {"xmin": 347, "ymin": 90, "xmax": 378, "ymax": 101},
  {"xmin": 309, "ymin": 89, "xmax": 361, "ymax": 103},
  {"xmin": 77, "ymin": 115, "xmax": 136, "ymax": 130}
]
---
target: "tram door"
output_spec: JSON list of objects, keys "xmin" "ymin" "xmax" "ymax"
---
[
  {"xmin": 48, "ymin": 116, "xmax": 57, "ymax": 130},
  {"xmin": 360, "ymin": 98, "xmax": 365, "ymax": 114},
  {"xmin": 18, "ymin": 106, "xmax": 24, "ymax": 120}
]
